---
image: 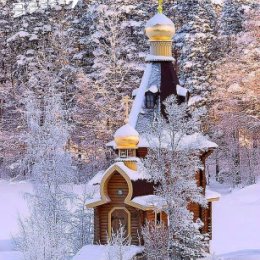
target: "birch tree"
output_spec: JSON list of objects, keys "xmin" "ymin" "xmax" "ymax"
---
[{"xmin": 16, "ymin": 90, "xmax": 76, "ymax": 260}]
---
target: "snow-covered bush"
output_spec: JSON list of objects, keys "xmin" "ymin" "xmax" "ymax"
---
[
  {"xmin": 106, "ymin": 223, "xmax": 131, "ymax": 260},
  {"xmin": 142, "ymin": 222, "xmax": 168, "ymax": 260}
]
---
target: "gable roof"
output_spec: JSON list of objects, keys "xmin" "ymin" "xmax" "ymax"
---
[{"xmin": 85, "ymin": 162, "xmax": 152, "ymax": 210}]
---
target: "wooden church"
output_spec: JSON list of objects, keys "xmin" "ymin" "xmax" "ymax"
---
[{"xmin": 85, "ymin": 3, "xmax": 220, "ymax": 246}]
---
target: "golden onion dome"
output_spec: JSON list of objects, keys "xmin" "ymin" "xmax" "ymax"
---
[
  {"xmin": 145, "ymin": 13, "xmax": 175, "ymax": 41},
  {"xmin": 114, "ymin": 124, "xmax": 140, "ymax": 149}
]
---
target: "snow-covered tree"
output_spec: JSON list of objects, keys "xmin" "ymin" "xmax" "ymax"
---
[
  {"xmin": 86, "ymin": 1, "xmax": 148, "ymax": 130},
  {"xmin": 173, "ymin": 0, "xmax": 217, "ymax": 95},
  {"xmin": 143, "ymin": 96, "xmax": 207, "ymax": 259},
  {"xmin": 16, "ymin": 90, "xmax": 76, "ymax": 260},
  {"xmin": 142, "ymin": 222, "xmax": 168, "ymax": 260},
  {"xmin": 206, "ymin": 7, "xmax": 260, "ymax": 187},
  {"xmin": 70, "ymin": 185, "xmax": 94, "ymax": 254},
  {"xmin": 220, "ymin": 0, "xmax": 244, "ymax": 36}
]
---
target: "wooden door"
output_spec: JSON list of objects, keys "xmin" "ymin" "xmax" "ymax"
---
[{"xmin": 111, "ymin": 209, "xmax": 129, "ymax": 236}]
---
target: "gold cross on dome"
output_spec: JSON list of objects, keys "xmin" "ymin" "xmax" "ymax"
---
[
  {"xmin": 123, "ymin": 95, "xmax": 133, "ymax": 124},
  {"xmin": 158, "ymin": 0, "xmax": 163, "ymax": 14}
]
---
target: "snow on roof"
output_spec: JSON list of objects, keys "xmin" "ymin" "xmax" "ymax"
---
[
  {"xmin": 177, "ymin": 133, "xmax": 218, "ymax": 151},
  {"xmin": 145, "ymin": 131, "xmax": 218, "ymax": 151},
  {"xmin": 206, "ymin": 188, "xmax": 221, "ymax": 201},
  {"xmin": 73, "ymin": 245, "xmax": 144, "ymax": 260},
  {"xmin": 132, "ymin": 88, "xmax": 139, "ymax": 97},
  {"xmin": 113, "ymin": 162, "xmax": 150, "ymax": 181},
  {"xmin": 114, "ymin": 124, "xmax": 139, "ymax": 138},
  {"xmin": 82, "ymin": 184, "xmax": 101, "ymax": 205},
  {"xmin": 87, "ymin": 162, "xmax": 150, "ymax": 187},
  {"xmin": 132, "ymin": 195, "xmax": 167, "ymax": 210},
  {"xmin": 108, "ymin": 132, "xmax": 217, "ymax": 152},
  {"xmin": 146, "ymin": 13, "xmax": 174, "ymax": 27},
  {"xmin": 106, "ymin": 136, "xmax": 149, "ymax": 149},
  {"xmin": 85, "ymin": 196, "xmax": 102, "ymax": 206},
  {"xmin": 145, "ymin": 54, "xmax": 175, "ymax": 62},
  {"xmin": 128, "ymin": 63, "xmax": 152, "ymax": 128},
  {"xmin": 148, "ymin": 85, "xmax": 159, "ymax": 93},
  {"xmin": 88, "ymin": 171, "xmax": 105, "ymax": 186},
  {"xmin": 177, "ymin": 85, "xmax": 188, "ymax": 97}
]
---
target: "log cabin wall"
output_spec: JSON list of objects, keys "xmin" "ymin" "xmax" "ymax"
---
[
  {"xmin": 94, "ymin": 208, "xmax": 100, "ymax": 243},
  {"xmin": 203, "ymin": 202, "xmax": 212, "ymax": 239},
  {"xmin": 136, "ymin": 147, "xmax": 148, "ymax": 158},
  {"xmin": 189, "ymin": 153, "xmax": 209, "ymax": 234},
  {"xmin": 144, "ymin": 210, "xmax": 168, "ymax": 226},
  {"xmin": 132, "ymin": 180, "xmax": 155, "ymax": 198},
  {"xmin": 94, "ymin": 171, "xmax": 145, "ymax": 245}
]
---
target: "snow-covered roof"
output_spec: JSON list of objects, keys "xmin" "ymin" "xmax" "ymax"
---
[
  {"xmin": 114, "ymin": 123, "xmax": 139, "ymax": 138},
  {"xmin": 73, "ymin": 245, "xmax": 144, "ymax": 260},
  {"xmin": 146, "ymin": 13, "xmax": 174, "ymax": 27},
  {"xmin": 145, "ymin": 54, "xmax": 175, "ymax": 62},
  {"xmin": 128, "ymin": 63, "xmax": 153, "ymax": 128},
  {"xmin": 132, "ymin": 195, "xmax": 167, "ymax": 210},
  {"xmin": 109, "ymin": 162, "xmax": 150, "ymax": 181},
  {"xmin": 108, "ymin": 132, "xmax": 217, "ymax": 152},
  {"xmin": 206, "ymin": 188, "xmax": 221, "ymax": 201},
  {"xmin": 87, "ymin": 162, "xmax": 150, "ymax": 186},
  {"xmin": 88, "ymin": 171, "xmax": 105, "ymax": 186},
  {"xmin": 132, "ymin": 88, "xmax": 139, "ymax": 97},
  {"xmin": 148, "ymin": 85, "xmax": 159, "ymax": 93},
  {"xmin": 144, "ymin": 131, "xmax": 218, "ymax": 151},
  {"xmin": 176, "ymin": 133, "xmax": 218, "ymax": 151},
  {"xmin": 85, "ymin": 162, "xmax": 151, "ymax": 208},
  {"xmin": 106, "ymin": 136, "xmax": 149, "ymax": 148}
]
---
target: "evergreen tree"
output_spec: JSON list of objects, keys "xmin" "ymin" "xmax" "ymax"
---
[
  {"xmin": 143, "ymin": 96, "xmax": 207, "ymax": 259},
  {"xmin": 173, "ymin": 0, "xmax": 217, "ymax": 96},
  {"xmin": 220, "ymin": 0, "xmax": 244, "ymax": 36}
]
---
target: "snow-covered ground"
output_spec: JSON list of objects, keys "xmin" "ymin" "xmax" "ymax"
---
[
  {"xmin": 0, "ymin": 179, "xmax": 260, "ymax": 260},
  {"xmin": 0, "ymin": 180, "xmax": 32, "ymax": 260},
  {"xmin": 73, "ymin": 245, "xmax": 144, "ymax": 260},
  {"xmin": 211, "ymin": 181, "xmax": 260, "ymax": 256}
]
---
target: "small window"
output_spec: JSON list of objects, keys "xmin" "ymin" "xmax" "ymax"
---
[
  {"xmin": 155, "ymin": 212, "xmax": 162, "ymax": 226},
  {"xmin": 145, "ymin": 92, "xmax": 157, "ymax": 109},
  {"xmin": 128, "ymin": 149, "xmax": 135, "ymax": 157},
  {"xmin": 119, "ymin": 149, "xmax": 128, "ymax": 158}
]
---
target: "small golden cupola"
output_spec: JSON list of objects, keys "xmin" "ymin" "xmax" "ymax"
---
[
  {"xmin": 114, "ymin": 124, "xmax": 140, "ymax": 170},
  {"xmin": 145, "ymin": 0, "xmax": 175, "ymax": 59}
]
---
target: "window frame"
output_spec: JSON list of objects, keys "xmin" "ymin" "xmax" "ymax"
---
[
  {"xmin": 145, "ymin": 91, "xmax": 157, "ymax": 109},
  {"xmin": 155, "ymin": 211, "xmax": 163, "ymax": 226},
  {"xmin": 119, "ymin": 149, "xmax": 128, "ymax": 158}
]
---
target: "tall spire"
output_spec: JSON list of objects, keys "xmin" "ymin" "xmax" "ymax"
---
[{"xmin": 158, "ymin": 0, "xmax": 163, "ymax": 14}]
